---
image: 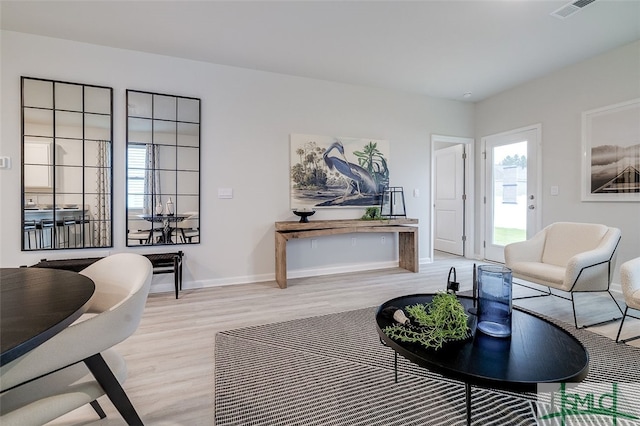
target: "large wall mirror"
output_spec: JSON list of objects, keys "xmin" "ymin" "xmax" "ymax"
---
[
  {"xmin": 126, "ymin": 90, "xmax": 200, "ymax": 246},
  {"xmin": 21, "ymin": 77, "xmax": 113, "ymax": 251}
]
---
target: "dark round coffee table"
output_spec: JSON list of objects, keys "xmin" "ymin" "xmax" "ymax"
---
[{"xmin": 376, "ymin": 294, "xmax": 589, "ymax": 425}]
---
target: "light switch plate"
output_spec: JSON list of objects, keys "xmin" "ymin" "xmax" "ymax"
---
[{"xmin": 218, "ymin": 188, "xmax": 233, "ymax": 199}]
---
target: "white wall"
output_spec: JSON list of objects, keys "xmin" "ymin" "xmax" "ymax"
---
[
  {"xmin": 475, "ymin": 40, "xmax": 640, "ymax": 274},
  {"xmin": 0, "ymin": 31, "xmax": 475, "ymax": 292}
]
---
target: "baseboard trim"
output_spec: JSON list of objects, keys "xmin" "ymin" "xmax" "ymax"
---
[{"xmin": 150, "ymin": 258, "xmax": 437, "ymax": 294}]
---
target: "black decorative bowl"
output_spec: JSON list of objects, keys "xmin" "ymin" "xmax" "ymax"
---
[{"xmin": 293, "ymin": 209, "xmax": 315, "ymax": 223}]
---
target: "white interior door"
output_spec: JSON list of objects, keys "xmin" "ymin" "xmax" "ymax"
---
[
  {"xmin": 434, "ymin": 144, "xmax": 465, "ymax": 255},
  {"xmin": 483, "ymin": 125, "xmax": 540, "ymax": 263}
]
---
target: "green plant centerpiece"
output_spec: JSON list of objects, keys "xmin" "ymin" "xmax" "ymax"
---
[
  {"xmin": 383, "ymin": 292, "xmax": 470, "ymax": 350},
  {"xmin": 361, "ymin": 206, "xmax": 382, "ymax": 220}
]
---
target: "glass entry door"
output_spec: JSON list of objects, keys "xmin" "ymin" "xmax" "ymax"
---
[{"xmin": 484, "ymin": 126, "xmax": 540, "ymax": 263}]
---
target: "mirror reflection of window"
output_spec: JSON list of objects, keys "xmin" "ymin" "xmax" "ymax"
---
[
  {"xmin": 21, "ymin": 77, "xmax": 113, "ymax": 251},
  {"xmin": 127, "ymin": 145, "xmax": 146, "ymax": 209},
  {"xmin": 126, "ymin": 90, "xmax": 200, "ymax": 246}
]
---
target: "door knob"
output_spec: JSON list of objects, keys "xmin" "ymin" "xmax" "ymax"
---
[{"xmin": 528, "ymin": 204, "xmax": 535, "ymax": 210}]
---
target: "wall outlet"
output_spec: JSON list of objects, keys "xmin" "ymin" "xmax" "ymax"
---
[
  {"xmin": 381, "ymin": 236, "xmax": 386, "ymax": 245},
  {"xmin": 351, "ymin": 237, "xmax": 356, "ymax": 247},
  {"xmin": 311, "ymin": 239, "xmax": 317, "ymax": 249}
]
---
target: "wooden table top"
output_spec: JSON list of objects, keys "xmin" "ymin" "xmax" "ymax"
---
[
  {"xmin": 0, "ymin": 268, "xmax": 95, "ymax": 366},
  {"xmin": 275, "ymin": 218, "xmax": 418, "ymax": 232}
]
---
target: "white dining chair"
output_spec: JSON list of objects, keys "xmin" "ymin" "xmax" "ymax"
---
[
  {"xmin": 0, "ymin": 253, "xmax": 153, "ymax": 425},
  {"xmin": 172, "ymin": 211, "xmax": 199, "ymax": 243}
]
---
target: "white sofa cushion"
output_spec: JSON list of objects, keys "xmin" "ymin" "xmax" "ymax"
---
[{"xmin": 509, "ymin": 261, "xmax": 565, "ymax": 287}]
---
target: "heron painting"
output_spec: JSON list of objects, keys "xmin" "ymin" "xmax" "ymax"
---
[{"xmin": 290, "ymin": 134, "xmax": 390, "ymax": 208}]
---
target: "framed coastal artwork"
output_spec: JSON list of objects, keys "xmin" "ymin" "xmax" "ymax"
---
[
  {"xmin": 581, "ymin": 98, "xmax": 640, "ymax": 202},
  {"xmin": 290, "ymin": 134, "xmax": 390, "ymax": 209}
]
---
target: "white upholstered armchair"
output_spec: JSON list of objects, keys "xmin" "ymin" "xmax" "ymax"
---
[
  {"xmin": 505, "ymin": 222, "xmax": 622, "ymax": 328},
  {"xmin": 0, "ymin": 253, "xmax": 153, "ymax": 425},
  {"xmin": 616, "ymin": 257, "xmax": 640, "ymax": 343}
]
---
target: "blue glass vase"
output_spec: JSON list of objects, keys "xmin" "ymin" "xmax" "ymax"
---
[{"xmin": 477, "ymin": 265, "xmax": 512, "ymax": 338}]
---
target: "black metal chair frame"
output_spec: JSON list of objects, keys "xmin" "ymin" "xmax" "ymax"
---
[
  {"xmin": 615, "ymin": 306, "xmax": 640, "ymax": 344},
  {"xmin": 511, "ymin": 242, "xmax": 623, "ymax": 329}
]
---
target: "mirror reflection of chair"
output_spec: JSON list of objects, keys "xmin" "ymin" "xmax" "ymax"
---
[
  {"xmin": 182, "ymin": 227, "xmax": 200, "ymax": 243},
  {"xmin": 38, "ymin": 218, "xmax": 55, "ymax": 249},
  {"xmin": 55, "ymin": 216, "xmax": 76, "ymax": 248},
  {"xmin": 74, "ymin": 213, "xmax": 91, "ymax": 248},
  {"xmin": 172, "ymin": 211, "xmax": 199, "ymax": 243},
  {"xmin": 616, "ymin": 257, "xmax": 640, "ymax": 344},
  {"xmin": 127, "ymin": 213, "xmax": 156, "ymax": 245},
  {"xmin": 23, "ymin": 220, "xmax": 38, "ymax": 249},
  {"xmin": 127, "ymin": 228, "xmax": 153, "ymax": 245},
  {"xmin": 0, "ymin": 253, "xmax": 153, "ymax": 425}
]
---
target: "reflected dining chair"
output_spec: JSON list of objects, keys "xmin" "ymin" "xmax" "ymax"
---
[
  {"xmin": 172, "ymin": 211, "xmax": 199, "ymax": 243},
  {"xmin": 0, "ymin": 253, "xmax": 153, "ymax": 425},
  {"xmin": 22, "ymin": 220, "xmax": 38, "ymax": 249},
  {"xmin": 38, "ymin": 218, "xmax": 55, "ymax": 248},
  {"xmin": 127, "ymin": 228, "xmax": 153, "ymax": 245}
]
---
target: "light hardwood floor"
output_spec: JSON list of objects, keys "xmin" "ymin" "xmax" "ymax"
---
[{"xmin": 50, "ymin": 253, "xmax": 639, "ymax": 425}]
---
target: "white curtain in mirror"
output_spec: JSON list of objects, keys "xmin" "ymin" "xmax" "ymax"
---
[
  {"xmin": 144, "ymin": 144, "xmax": 161, "ymax": 214},
  {"xmin": 93, "ymin": 140, "xmax": 111, "ymax": 247}
]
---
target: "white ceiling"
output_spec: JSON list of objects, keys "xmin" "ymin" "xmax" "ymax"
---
[{"xmin": 1, "ymin": 0, "xmax": 639, "ymax": 101}]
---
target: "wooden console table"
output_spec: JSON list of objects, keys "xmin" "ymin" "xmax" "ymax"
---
[{"xmin": 274, "ymin": 218, "xmax": 419, "ymax": 289}]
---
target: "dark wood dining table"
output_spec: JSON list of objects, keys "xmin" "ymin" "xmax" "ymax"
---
[
  {"xmin": 138, "ymin": 214, "xmax": 188, "ymax": 244},
  {"xmin": 0, "ymin": 267, "xmax": 95, "ymax": 366}
]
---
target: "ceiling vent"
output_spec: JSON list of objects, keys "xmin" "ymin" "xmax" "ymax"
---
[{"xmin": 551, "ymin": 0, "xmax": 597, "ymax": 19}]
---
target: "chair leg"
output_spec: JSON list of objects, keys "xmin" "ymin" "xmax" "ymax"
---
[
  {"xmin": 571, "ymin": 293, "xmax": 579, "ymax": 328},
  {"xmin": 84, "ymin": 353, "xmax": 144, "ymax": 425},
  {"xmin": 616, "ymin": 307, "xmax": 628, "ymax": 343},
  {"xmin": 179, "ymin": 257, "xmax": 183, "ymax": 291},
  {"xmin": 90, "ymin": 400, "xmax": 107, "ymax": 419},
  {"xmin": 174, "ymin": 256, "xmax": 179, "ymax": 299},
  {"xmin": 512, "ymin": 280, "xmax": 552, "ymax": 300},
  {"xmin": 616, "ymin": 306, "xmax": 640, "ymax": 344}
]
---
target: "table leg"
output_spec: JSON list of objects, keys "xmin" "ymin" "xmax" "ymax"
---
[
  {"xmin": 163, "ymin": 220, "xmax": 171, "ymax": 243},
  {"xmin": 275, "ymin": 232, "xmax": 288, "ymax": 288},
  {"xmin": 465, "ymin": 382, "xmax": 472, "ymax": 426},
  {"xmin": 398, "ymin": 229, "xmax": 418, "ymax": 272},
  {"xmin": 394, "ymin": 351, "xmax": 398, "ymax": 383}
]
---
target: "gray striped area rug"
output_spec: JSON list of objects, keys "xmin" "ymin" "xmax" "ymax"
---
[{"xmin": 215, "ymin": 307, "xmax": 640, "ymax": 425}]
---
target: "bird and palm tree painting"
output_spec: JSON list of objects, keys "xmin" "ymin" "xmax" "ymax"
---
[{"xmin": 290, "ymin": 134, "xmax": 390, "ymax": 208}]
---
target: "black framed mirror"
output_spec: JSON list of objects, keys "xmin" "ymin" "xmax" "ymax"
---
[
  {"xmin": 21, "ymin": 77, "xmax": 113, "ymax": 251},
  {"xmin": 126, "ymin": 90, "xmax": 200, "ymax": 246}
]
